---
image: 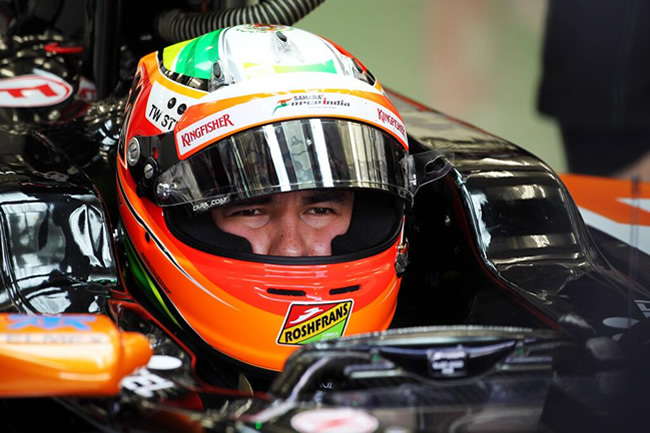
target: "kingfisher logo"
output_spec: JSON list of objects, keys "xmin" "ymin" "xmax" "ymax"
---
[
  {"xmin": 277, "ymin": 300, "xmax": 353, "ymax": 345},
  {"xmin": 0, "ymin": 74, "xmax": 72, "ymax": 107},
  {"xmin": 272, "ymin": 94, "xmax": 351, "ymax": 115},
  {"xmin": 179, "ymin": 113, "xmax": 233, "ymax": 147},
  {"xmin": 376, "ymin": 108, "xmax": 406, "ymax": 137},
  {"xmin": 176, "ymin": 112, "xmax": 235, "ymax": 156}
]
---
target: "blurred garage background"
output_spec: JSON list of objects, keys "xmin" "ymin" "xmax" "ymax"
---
[{"xmin": 297, "ymin": 0, "xmax": 566, "ymax": 172}]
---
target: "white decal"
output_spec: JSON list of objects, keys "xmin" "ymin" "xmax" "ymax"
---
[
  {"xmin": 0, "ymin": 332, "xmax": 109, "ymax": 344},
  {"xmin": 147, "ymin": 355, "xmax": 183, "ymax": 370},
  {"xmin": 635, "ymin": 300, "xmax": 650, "ymax": 318},
  {"xmin": 146, "ymin": 81, "xmax": 198, "ymax": 133},
  {"xmin": 77, "ymin": 77, "xmax": 96, "ymax": 102},
  {"xmin": 617, "ymin": 198, "xmax": 650, "ymax": 213},
  {"xmin": 191, "ymin": 195, "xmax": 231, "ymax": 212},
  {"xmin": 121, "ymin": 369, "xmax": 175, "ymax": 398},
  {"xmin": 291, "ymin": 408, "xmax": 379, "ymax": 433},
  {"xmin": 0, "ymin": 74, "xmax": 72, "ymax": 107},
  {"xmin": 289, "ymin": 307, "xmax": 323, "ymax": 324},
  {"xmin": 578, "ymin": 206, "xmax": 650, "ymax": 255},
  {"xmin": 430, "ymin": 350, "xmax": 467, "ymax": 376},
  {"xmin": 602, "ymin": 317, "xmax": 639, "ymax": 329},
  {"xmin": 177, "ymin": 91, "xmax": 408, "ymax": 159}
]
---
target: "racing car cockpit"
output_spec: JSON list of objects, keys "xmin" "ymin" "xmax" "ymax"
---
[{"xmin": 0, "ymin": 2, "xmax": 648, "ymax": 431}]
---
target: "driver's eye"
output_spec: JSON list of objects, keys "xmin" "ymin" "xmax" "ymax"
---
[
  {"xmin": 308, "ymin": 207, "xmax": 335, "ymax": 215},
  {"xmin": 231, "ymin": 208, "xmax": 263, "ymax": 216}
]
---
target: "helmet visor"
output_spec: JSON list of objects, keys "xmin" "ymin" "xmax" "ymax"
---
[{"xmin": 154, "ymin": 118, "xmax": 409, "ymax": 213}]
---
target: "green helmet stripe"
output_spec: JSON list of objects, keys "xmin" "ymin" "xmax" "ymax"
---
[
  {"xmin": 162, "ymin": 30, "xmax": 338, "ymax": 81},
  {"xmin": 162, "ymin": 39, "xmax": 192, "ymax": 71},
  {"xmin": 123, "ymin": 234, "xmax": 181, "ymax": 328},
  {"xmin": 170, "ymin": 29, "xmax": 223, "ymax": 79}
]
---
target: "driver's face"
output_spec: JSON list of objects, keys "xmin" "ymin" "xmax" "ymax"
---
[{"xmin": 211, "ymin": 190, "xmax": 354, "ymax": 256}]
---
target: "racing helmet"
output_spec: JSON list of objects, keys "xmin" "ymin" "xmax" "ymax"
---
[{"xmin": 117, "ymin": 24, "xmax": 413, "ymax": 373}]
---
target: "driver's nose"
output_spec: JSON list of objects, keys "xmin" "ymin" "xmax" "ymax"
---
[{"xmin": 267, "ymin": 218, "xmax": 310, "ymax": 256}]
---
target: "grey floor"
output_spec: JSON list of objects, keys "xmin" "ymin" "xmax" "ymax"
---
[{"xmin": 297, "ymin": 0, "xmax": 566, "ymax": 172}]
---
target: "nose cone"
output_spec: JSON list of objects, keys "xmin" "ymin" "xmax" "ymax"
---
[
  {"xmin": 0, "ymin": 314, "xmax": 152, "ymax": 397},
  {"xmin": 119, "ymin": 331, "xmax": 153, "ymax": 379}
]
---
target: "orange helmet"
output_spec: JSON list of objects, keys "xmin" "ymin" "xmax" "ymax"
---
[{"xmin": 116, "ymin": 25, "xmax": 412, "ymax": 375}]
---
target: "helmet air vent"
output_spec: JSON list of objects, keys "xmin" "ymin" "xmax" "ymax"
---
[
  {"xmin": 267, "ymin": 288, "xmax": 306, "ymax": 297},
  {"xmin": 209, "ymin": 60, "xmax": 233, "ymax": 92},
  {"xmin": 271, "ymin": 29, "xmax": 304, "ymax": 64},
  {"xmin": 329, "ymin": 285, "xmax": 360, "ymax": 295}
]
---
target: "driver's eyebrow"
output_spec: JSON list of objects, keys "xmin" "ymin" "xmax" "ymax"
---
[{"xmin": 301, "ymin": 191, "xmax": 351, "ymax": 205}]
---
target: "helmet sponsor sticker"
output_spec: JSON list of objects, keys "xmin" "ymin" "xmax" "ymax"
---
[
  {"xmin": 177, "ymin": 111, "xmax": 235, "ymax": 156},
  {"xmin": 237, "ymin": 23, "xmax": 290, "ymax": 33},
  {"xmin": 277, "ymin": 300, "xmax": 353, "ymax": 345},
  {"xmin": 0, "ymin": 74, "xmax": 72, "ymax": 107},
  {"xmin": 376, "ymin": 106, "xmax": 407, "ymax": 138},
  {"xmin": 77, "ymin": 77, "xmax": 97, "ymax": 102},
  {"xmin": 291, "ymin": 408, "xmax": 379, "ymax": 433},
  {"xmin": 146, "ymin": 81, "xmax": 198, "ymax": 133},
  {"xmin": 191, "ymin": 195, "xmax": 231, "ymax": 213},
  {"xmin": 176, "ymin": 91, "xmax": 407, "ymax": 158},
  {"xmin": 272, "ymin": 93, "xmax": 350, "ymax": 114}
]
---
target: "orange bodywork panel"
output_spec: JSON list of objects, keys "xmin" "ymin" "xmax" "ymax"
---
[
  {"xmin": 561, "ymin": 174, "xmax": 650, "ymax": 225},
  {"xmin": 0, "ymin": 314, "xmax": 152, "ymax": 397}
]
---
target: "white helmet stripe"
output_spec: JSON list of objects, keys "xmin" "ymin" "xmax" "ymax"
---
[
  {"xmin": 264, "ymin": 124, "xmax": 292, "ymax": 192},
  {"xmin": 309, "ymin": 119, "xmax": 334, "ymax": 187}
]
